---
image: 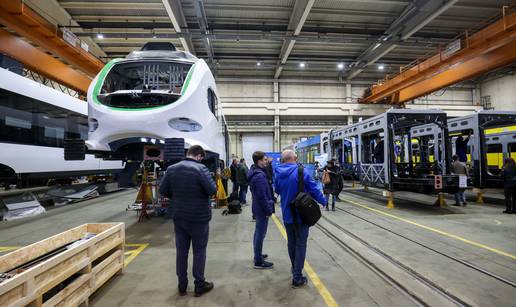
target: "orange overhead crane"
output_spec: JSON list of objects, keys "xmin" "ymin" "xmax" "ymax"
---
[
  {"xmin": 0, "ymin": 29, "xmax": 91, "ymax": 93},
  {"xmin": 360, "ymin": 7, "xmax": 516, "ymax": 105},
  {"xmin": 0, "ymin": 0, "xmax": 105, "ymax": 93}
]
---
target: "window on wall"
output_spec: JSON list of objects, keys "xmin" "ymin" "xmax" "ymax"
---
[{"xmin": 208, "ymin": 88, "xmax": 218, "ymax": 119}]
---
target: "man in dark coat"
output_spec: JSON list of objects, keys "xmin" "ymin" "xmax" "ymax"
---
[
  {"xmin": 159, "ymin": 145, "xmax": 217, "ymax": 297},
  {"xmin": 236, "ymin": 158, "xmax": 249, "ymax": 204},
  {"xmin": 229, "ymin": 159, "xmax": 239, "ymax": 195},
  {"xmin": 502, "ymin": 157, "xmax": 516, "ymax": 214},
  {"xmin": 248, "ymin": 151, "xmax": 275, "ymax": 269},
  {"xmin": 455, "ymin": 133, "xmax": 470, "ymax": 163},
  {"xmin": 373, "ymin": 136, "xmax": 384, "ymax": 163}
]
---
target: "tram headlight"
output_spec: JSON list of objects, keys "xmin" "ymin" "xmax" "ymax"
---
[
  {"xmin": 88, "ymin": 118, "xmax": 99, "ymax": 132},
  {"xmin": 168, "ymin": 117, "xmax": 203, "ymax": 132}
]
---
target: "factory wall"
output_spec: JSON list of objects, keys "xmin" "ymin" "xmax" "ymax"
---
[{"xmin": 480, "ymin": 74, "xmax": 516, "ymax": 110}]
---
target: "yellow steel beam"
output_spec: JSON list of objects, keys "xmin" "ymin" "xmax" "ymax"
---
[
  {"xmin": 0, "ymin": 0, "xmax": 104, "ymax": 77},
  {"xmin": 361, "ymin": 9, "xmax": 516, "ymax": 104},
  {"xmin": 0, "ymin": 29, "xmax": 91, "ymax": 94}
]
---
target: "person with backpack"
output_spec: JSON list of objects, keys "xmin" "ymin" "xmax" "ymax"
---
[
  {"xmin": 323, "ymin": 160, "xmax": 340, "ymax": 211},
  {"xmin": 248, "ymin": 151, "xmax": 275, "ymax": 269},
  {"xmin": 274, "ymin": 150, "xmax": 327, "ymax": 288},
  {"xmin": 236, "ymin": 158, "xmax": 249, "ymax": 204},
  {"xmin": 159, "ymin": 145, "xmax": 216, "ymax": 297}
]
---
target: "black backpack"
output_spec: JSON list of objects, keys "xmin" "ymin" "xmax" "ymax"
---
[
  {"xmin": 290, "ymin": 165, "xmax": 322, "ymax": 226},
  {"xmin": 222, "ymin": 199, "xmax": 242, "ymax": 215}
]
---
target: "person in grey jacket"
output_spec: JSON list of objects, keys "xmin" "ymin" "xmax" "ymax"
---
[
  {"xmin": 451, "ymin": 154, "xmax": 468, "ymax": 206},
  {"xmin": 159, "ymin": 145, "xmax": 217, "ymax": 297}
]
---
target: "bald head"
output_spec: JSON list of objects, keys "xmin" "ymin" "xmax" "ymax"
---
[{"xmin": 281, "ymin": 149, "xmax": 297, "ymax": 163}]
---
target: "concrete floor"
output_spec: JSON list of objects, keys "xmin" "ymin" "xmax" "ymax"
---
[{"xmin": 0, "ymin": 188, "xmax": 515, "ymax": 306}]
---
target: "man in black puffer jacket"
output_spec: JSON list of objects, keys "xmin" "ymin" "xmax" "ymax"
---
[{"xmin": 159, "ymin": 145, "xmax": 217, "ymax": 297}]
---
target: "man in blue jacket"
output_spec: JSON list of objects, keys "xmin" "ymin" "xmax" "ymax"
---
[
  {"xmin": 274, "ymin": 150, "xmax": 327, "ymax": 288},
  {"xmin": 248, "ymin": 151, "xmax": 275, "ymax": 269},
  {"xmin": 159, "ymin": 145, "xmax": 217, "ymax": 297}
]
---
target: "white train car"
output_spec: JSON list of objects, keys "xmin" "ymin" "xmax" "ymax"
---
[
  {"xmin": 68, "ymin": 42, "xmax": 229, "ymax": 170},
  {"xmin": 0, "ymin": 67, "xmax": 124, "ymax": 187}
]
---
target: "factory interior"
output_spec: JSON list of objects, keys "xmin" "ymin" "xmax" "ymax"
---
[{"xmin": 0, "ymin": 1, "xmax": 515, "ymax": 306}]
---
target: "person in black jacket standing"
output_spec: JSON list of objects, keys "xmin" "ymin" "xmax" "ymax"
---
[
  {"xmin": 229, "ymin": 159, "xmax": 239, "ymax": 195},
  {"xmin": 159, "ymin": 145, "xmax": 217, "ymax": 297},
  {"xmin": 502, "ymin": 157, "xmax": 516, "ymax": 214},
  {"xmin": 323, "ymin": 160, "xmax": 341, "ymax": 211}
]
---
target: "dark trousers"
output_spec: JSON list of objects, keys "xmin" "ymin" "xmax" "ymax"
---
[
  {"xmin": 173, "ymin": 218, "xmax": 209, "ymax": 289},
  {"xmin": 284, "ymin": 223, "xmax": 309, "ymax": 281},
  {"xmin": 222, "ymin": 179, "xmax": 228, "ymax": 196},
  {"xmin": 231, "ymin": 180, "xmax": 239, "ymax": 194},
  {"xmin": 325, "ymin": 194, "xmax": 336, "ymax": 210},
  {"xmin": 239, "ymin": 184, "xmax": 248, "ymax": 204},
  {"xmin": 504, "ymin": 186, "xmax": 516, "ymax": 212},
  {"xmin": 253, "ymin": 216, "xmax": 269, "ymax": 263}
]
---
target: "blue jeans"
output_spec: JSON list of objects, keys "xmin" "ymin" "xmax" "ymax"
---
[
  {"xmin": 253, "ymin": 216, "xmax": 269, "ymax": 263},
  {"xmin": 173, "ymin": 219, "xmax": 209, "ymax": 289},
  {"xmin": 284, "ymin": 223, "xmax": 309, "ymax": 281},
  {"xmin": 239, "ymin": 185, "xmax": 248, "ymax": 204},
  {"xmin": 455, "ymin": 190, "xmax": 466, "ymax": 204},
  {"xmin": 325, "ymin": 194, "xmax": 336, "ymax": 210}
]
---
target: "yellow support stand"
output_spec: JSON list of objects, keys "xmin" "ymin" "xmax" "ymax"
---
[
  {"xmin": 434, "ymin": 193, "xmax": 447, "ymax": 207},
  {"xmin": 476, "ymin": 189, "xmax": 484, "ymax": 204},
  {"xmin": 386, "ymin": 191, "xmax": 394, "ymax": 209}
]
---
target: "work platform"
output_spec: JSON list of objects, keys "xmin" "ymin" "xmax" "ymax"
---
[{"xmin": 0, "ymin": 189, "xmax": 515, "ymax": 306}]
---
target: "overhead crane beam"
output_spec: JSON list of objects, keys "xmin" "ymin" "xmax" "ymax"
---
[
  {"xmin": 360, "ymin": 9, "xmax": 516, "ymax": 105},
  {"xmin": 0, "ymin": 0, "xmax": 104, "ymax": 77},
  {"xmin": 0, "ymin": 29, "xmax": 91, "ymax": 94}
]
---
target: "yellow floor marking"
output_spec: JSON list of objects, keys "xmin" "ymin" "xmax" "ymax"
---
[
  {"xmin": 0, "ymin": 244, "xmax": 148, "ymax": 266},
  {"xmin": 494, "ymin": 220, "xmax": 502, "ymax": 225},
  {"xmin": 271, "ymin": 214, "xmax": 339, "ymax": 307},
  {"xmin": 345, "ymin": 198, "xmax": 516, "ymax": 260},
  {"xmin": 0, "ymin": 246, "xmax": 20, "ymax": 253},
  {"xmin": 124, "ymin": 243, "xmax": 149, "ymax": 267}
]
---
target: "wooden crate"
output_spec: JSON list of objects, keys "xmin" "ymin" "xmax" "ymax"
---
[{"xmin": 0, "ymin": 223, "xmax": 125, "ymax": 307}]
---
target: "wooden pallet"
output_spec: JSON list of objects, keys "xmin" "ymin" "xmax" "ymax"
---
[{"xmin": 0, "ymin": 223, "xmax": 125, "ymax": 307}]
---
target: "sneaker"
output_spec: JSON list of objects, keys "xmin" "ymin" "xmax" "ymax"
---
[
  {"xmin": 194, "ymin": 281, "xmax": 214, "ymax": 297},
  {"xmin": 503, "ymin": 210, "xmax": 511, "ymax": 214},
  {"xmin": 292, "ymin": 276, "xmax": 308, "ymax": 288},
  {"xmin": 325, "ymin": 206, "xmax": 329, "ymax": 211},
  {"xmin": 332, "ymin": 207, "xmax": 335, "ymax": 212},
  {"xmin": 254, "ymin": 260, "xmax": 274, "ymax": 269},
  {"xmin": 453, "ymin": 203, "xmax": 461, "ymax": 207},
  {"xmin": 178, "ymin": 285, "xmax": 187, "ymax": 296},
  {"xmin": 462, "ymin": 202, "xmax": 467, "ymax": 206}
]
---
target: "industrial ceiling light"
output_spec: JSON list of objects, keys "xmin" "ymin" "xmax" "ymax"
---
[
  {"xmin": 337, "ymin": 63, "xmax": 344, "ymax": 70},
  {"xmin": 256, "ymin": 61, "xmax": 262, "ymax": 67},
  {"xmin": 299, "ymin": 62, "xmax": 306, "ymax": 68},
  {"xmin": 378, "ymin": 64, "xmax": 385, "ymax": 71},
  {"xmin": 96, "ymin": 33, "xmax": 104, "ymax": 39}
]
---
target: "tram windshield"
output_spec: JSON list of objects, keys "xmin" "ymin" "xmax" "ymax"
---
[{"xmin": 98, "ymin": 61, "xmax": 193, "ymax": 108}]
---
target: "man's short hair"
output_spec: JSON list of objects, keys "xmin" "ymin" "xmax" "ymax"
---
[
  {"xmin": 281, "ymin": 150, "xmax": 297, "ymax": 163},
  {"xmin": 452, "ymin": 154, "xmax": 459, "ymax": 161},
  {"xmin": 252, "ymin": 151, "xmax": 266, "ymax": 164},
  {"xmin": 240, "ymin": 158, "xmax": 245, "ymax": 163},
  {"xmin": 187, "ymin": 145, "xmax": 206, "ymax": 158}
]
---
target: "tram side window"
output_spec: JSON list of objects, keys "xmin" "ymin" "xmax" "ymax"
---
[
  {"xmin": 510, "ymin": 143, "xmax": 516, "ymax": 160},
  {"xmin": 0, "ymin": 88, "xmax": 86, "ymax": 148},
  {"xmin": 486, "ymin": 144, "xmax": 503, "ymax": 169},
  {"xmin": 207, "ymin": 88, "xmax": 218, "ymax": 119}
]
